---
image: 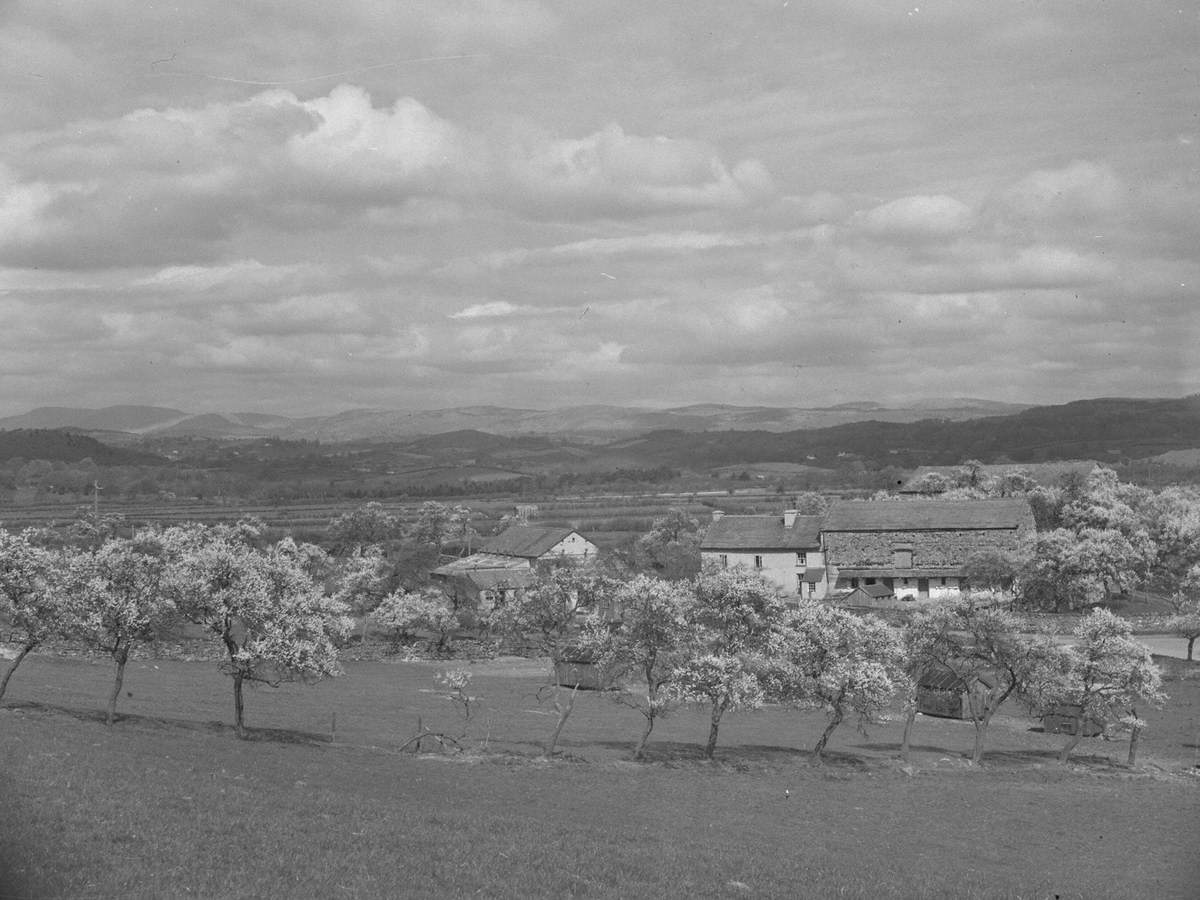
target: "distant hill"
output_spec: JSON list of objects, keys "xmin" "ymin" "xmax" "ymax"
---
[
  {"xmin": 0, "ymin": 405, "xmax": 190, "ymax": 433},
  {"xmin": 0, "ymin": 430, "xmax": 165, "ymax": 465},
  {"xmin": 0, "ymin": 398, "xmax": 1030, "ymax": 442},
  {"xmin": 612, "ymin": 396, "xmax": 1200, "ymax": 468}
]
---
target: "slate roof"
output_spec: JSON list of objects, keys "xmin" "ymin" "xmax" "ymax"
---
[
  {"xmin": 430, "ymin": 553, "xmax": 531, "ymax": 577},
  {"xmin": 700, "ymin": 514, "xmax": 823, "ymax": 550},
  {"xmin": 823, "ymin": 499, "xmax": 1032, "ymax": 532},
  {"xmin": 478, "ymin": 525, "xmax": 582, "ymax": 559}
]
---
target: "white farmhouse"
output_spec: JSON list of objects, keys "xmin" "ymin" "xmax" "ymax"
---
[{"xmin": 699, "ymin": 509, "xmax": 828, "ymax": 601}]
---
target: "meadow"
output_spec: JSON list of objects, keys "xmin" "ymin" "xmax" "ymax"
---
[{"xmin": 2, "ymin": 651, "xmax": 1198, "ymax": 898}]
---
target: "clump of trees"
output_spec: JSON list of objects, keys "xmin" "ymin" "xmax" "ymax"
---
[{"xmin": 0, "ymin": 519, "xmax": 353, "ymax": 738}]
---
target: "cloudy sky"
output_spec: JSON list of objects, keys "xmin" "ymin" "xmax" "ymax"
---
[{"xmin": 1, "ymin": 2, "xmax": 1197, "ymax": 416}]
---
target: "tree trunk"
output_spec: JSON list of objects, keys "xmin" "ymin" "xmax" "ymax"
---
[
  {"xmin": 233, "ymin": 670, "xmax": 247, "ymax": 739},
  {"xmin": 971, "ymin": 709, "xmax": 995, "ymax": 764},
  {"xmin": 545, "ymin": 683, "xmax": 578, "ymax": 757},
  {"xmin": 813, "ymin": 708, "xmax": 844, "ymax": 762},
  {"xmin": 1188, "ymin": 637, "xmax": 1195, "ymax": 662},
  {"xmin": 704, "ymin": 699, "xmax": 726, "ymax": 760},
  {"xmin": 900, "ymin": 706, "xmax": 917, "ymax": 762},
  {"xmin": 0, "ymin": 641, "xmax": 36, "ymax": 702},
  {"xmin": 633, "ymin": 713, "xmax": 655, "ymax": 760},
  {"xmin": 1058, "ymin": 729, "xmax": 1083, "ymax": 765},
  {"xmin": 1127, "ymin": 705, "xmax": 1140, "ymax": 767},
  {"xmin": 106, "ymin": 645, "xmax": 130, "ymax": 726}
]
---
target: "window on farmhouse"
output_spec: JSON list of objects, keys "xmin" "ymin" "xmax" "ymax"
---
[
  {"xmin": 719, "ymin": 554, "xmax": 728, "ymax": 568},
  {"xmin": 796, "ymin": 552, "xmax": 807, "ymax": 566},
  {"xmin": 754, "ymin": 555, "xmax": 764, "ymax": 569}
]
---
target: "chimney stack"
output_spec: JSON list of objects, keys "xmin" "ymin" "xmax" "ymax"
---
[
  {"xmin": 711, "ymin": 510, "xmax": 725, "ymax": 522},
  {"xmin": 783, "ymin": 509, "xmax": 798, "ymax": 528}
]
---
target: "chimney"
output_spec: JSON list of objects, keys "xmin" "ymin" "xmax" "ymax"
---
[
  {"xmin": 783, "ymin": 509, "xmax": 798, "ymax": 528},
  {"xmin": 711, "ymin": 510, "xmax": 725, "ymax": 522}
]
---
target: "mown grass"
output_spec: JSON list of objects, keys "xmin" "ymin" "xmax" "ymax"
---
[{"xmin": 1, "ymin": 653, "xmax": 1198, "ymax": 898}]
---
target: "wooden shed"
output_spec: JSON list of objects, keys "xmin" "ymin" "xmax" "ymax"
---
[
  {"xmin": 553, "ymin": 646, "xmax": 616, "ymax": 690},
  {"xmin": 1042, "ymin": 704, "xmax": 1105, "ymax": 737},
  {"xmin": 915, "ymin": 665, "xmax": 999, "ymax": 719}
]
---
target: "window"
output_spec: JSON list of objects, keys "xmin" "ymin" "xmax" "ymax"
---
[
  {"xmin": 796, "ymin": 552, "xmax": 807, "ymax": 567},
  {"xmin": 754, "ymin": 555, "xmax": 764, "ymax": 569},
  {"xmin": 719, "ymin": 554, "xmax": 728, "ymax": 569}
]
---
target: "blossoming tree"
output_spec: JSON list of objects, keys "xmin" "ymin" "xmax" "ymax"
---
[
  {"xmin": 1031, "ymin": 610, "xmax": 1166, "ymax": 765},
  {"xmin": 166, "ymin": 526, "xmax": 352, "ymax": 738},
  {"xmin": 0, "ymin": 530, "xmax": 76, "ymax": 701},
  {"xmin": 770, "ymin": 603, "xmax": 905, "ymax": 761},
  {"xmin": 73, "ymin": 533, "xmax": 175, "ymax": 725},
  {"xmin": 583, "ymin": 574, "xmax": 695, "ymax": 759},
  {"xmin": 671, "ymin": 569, "xmax": 786, "ymax": 759}
]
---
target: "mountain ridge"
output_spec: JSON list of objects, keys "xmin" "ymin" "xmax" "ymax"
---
[{"xmin": 0, "ymin": 398, "xmax": 1031, "ymax": 442}]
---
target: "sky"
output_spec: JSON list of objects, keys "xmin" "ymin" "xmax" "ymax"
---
[{"xmin": 1, "ymin": 1, "xmax": 1197, "ymax": 416}]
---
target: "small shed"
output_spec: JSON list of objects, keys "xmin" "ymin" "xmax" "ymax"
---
[
  {"xmin": 1042, "ymin": 704, "xmax": 1105, "ymax": 737},
  {"xmin": 915, "ymin": 665, "xmax": 999, "ymax": 719},
  {"xmin": 553, "ymin": 646, "xmax": 616, "ymax": 690}
]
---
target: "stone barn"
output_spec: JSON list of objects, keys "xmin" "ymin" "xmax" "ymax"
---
[{"xmin": 821, "ymin": 498, "xmax": 1034, "ymax": 602}]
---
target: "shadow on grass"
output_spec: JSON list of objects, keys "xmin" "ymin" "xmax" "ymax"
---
[
  {"xmin": 1, "ymin": 700, "xmax": 332, "ymax": 746},
  {"xmin": 582, "ymin": 737, "xmax": 870, "ymax": 771},
  {"xmin": 852, "ymin": 741, "xmax": 957, "ymax": 755}
]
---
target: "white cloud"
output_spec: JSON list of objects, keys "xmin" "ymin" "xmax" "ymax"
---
[
  {"xmin": 286, "ymin": 86, "xmax": 471, "ymax": 197},
  {"xmin": 449, "ymin": 301, "xmax": 521, "ymax": 319},
  {"xmin": 859, "ymin": 194, "xmax": 973, "ymax": 238}
]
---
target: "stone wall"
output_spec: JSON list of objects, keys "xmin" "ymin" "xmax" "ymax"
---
[{"xmin": 824, "ymin": 526, "xmax": 1027, "ymax": 569}]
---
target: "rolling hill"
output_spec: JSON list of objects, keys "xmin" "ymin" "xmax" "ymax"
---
[{"xmin": 0, "ymin": 399, "xmax": 1029, "ymax": 442}]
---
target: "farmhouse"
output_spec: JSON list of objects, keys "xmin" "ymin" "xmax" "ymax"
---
[
  {"xmin": 430, "ymin": 524, "xmax": 598, "ymax": 610},
  {"xmin": 822, "ymin": 498, "xmax": 1034, "ymax": 602},
  {"xmin": 700, "ymin": 509, "xmax": 829, "ymax": 600},
  {"xmin": 477, "ymin": 524, "xmax": 598, "ymax": 565},
  {"xmin": 429, "ymin": 553, "xmax": 535, "ymax": 609}
]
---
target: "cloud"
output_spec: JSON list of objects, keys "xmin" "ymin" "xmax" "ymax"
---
[
  {"xmin": 988, "ymin": 160, "xmax": 1123, "ymax": 230},
  {"xmin": 0, "ymin": 86, "xmax": 773, "ymax": 269},
  {"xmin": 448, "ymin": 301, "xmax": 523, "ymax": 319},
  {"xmin": 285, "ymin": 86, "xmax": 472, "ymax": 200},
  {"xmin": 859, "ymin": 194, "xmax": 973, "ymax": 239},
  {"xmin": 507, "ymin": 123, "xmax": 774, "ymax": 217}
]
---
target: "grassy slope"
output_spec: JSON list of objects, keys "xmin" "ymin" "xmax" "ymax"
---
[{"xmin": 1, "ymin": 655, "xmax": 1198, "ymax": 899}]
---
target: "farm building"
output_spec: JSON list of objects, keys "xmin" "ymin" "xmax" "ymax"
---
[
  {"xmin": 429, "ymin": 553, "xmax": 534, "ymax": 610},
  {"xmin": 915, "ymin": 665, "xmax": 1000, "ymax": 720},
  {"xmin": 821, "ymin": 498, "xmax": 1034, "ymax": 602},
  {"xmin": 700, "ymin": 509, "xmax": 829, "ymax": 600},
  {"xmin": 477, "ymin": 524, "xmax": 598, "ymax": 565},
  {"xmin": 431, "ymin": 524, "xmax": 598, "ymax": 610},
  {"xmin": 836, "ymin": 583, "xmax": 901, "ymax": 608}
]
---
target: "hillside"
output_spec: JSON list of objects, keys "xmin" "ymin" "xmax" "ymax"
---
[
  {"xmin": 0, "ymin": 429, "xmax": 166, "ymax": 465},
  {"xmin": 611, "ymin": 396, "xmax": 1200, "ymax": 469},
  {"xmin": 0, "ymin": 399, "xmax": 1030, "ymax": 442}
]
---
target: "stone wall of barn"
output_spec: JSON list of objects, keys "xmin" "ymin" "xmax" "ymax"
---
[{"xmin": 823, "ymin": 527, "xmax": 1027, "ymax": 569}]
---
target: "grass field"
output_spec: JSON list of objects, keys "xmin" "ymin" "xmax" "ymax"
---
[{"xmin": 2, "ymin": 652, "xmax": 1198, "ymax": 898}]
